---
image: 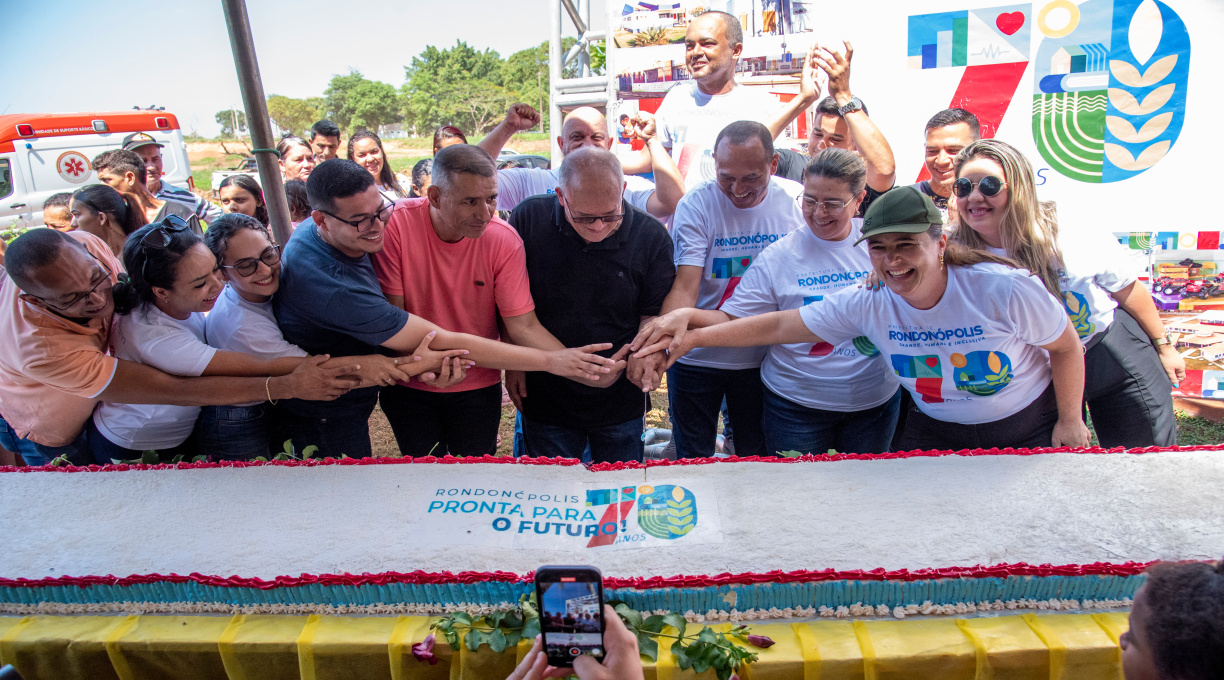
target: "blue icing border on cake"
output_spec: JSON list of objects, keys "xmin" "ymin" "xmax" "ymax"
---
[{"xmin": 0, "ymin": 575, "xmax": 1145, "ymax": 611}]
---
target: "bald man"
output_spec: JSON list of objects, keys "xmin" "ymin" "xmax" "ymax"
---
[{"xmin": 478, "ymin": 104, "xmax": 683, "ymax": 220}]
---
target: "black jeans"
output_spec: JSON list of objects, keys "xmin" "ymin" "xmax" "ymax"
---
[
  {"xmin": 1084, "ymin": 309, "xmax": 1176, "ymax": 447},
  {"xmin": 276, "ymin": 399, "xmax": 377, "ymax": 459},
  {"xmin": 896, "ymin": 382, "xmax": 1058, "ymax": 451},
  {"xmin": 379, "ymin": 383, "xmax": 502, "ymax": 457}
]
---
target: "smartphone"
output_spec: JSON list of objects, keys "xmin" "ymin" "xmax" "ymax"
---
[{"xmin": 534, "ymin": 565, "xmax": 605, "ymax": 667}]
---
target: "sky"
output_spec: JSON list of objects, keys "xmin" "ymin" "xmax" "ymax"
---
[{"xmin": 1, "ymin": 0, "xmax": 605, "ymax": 137}]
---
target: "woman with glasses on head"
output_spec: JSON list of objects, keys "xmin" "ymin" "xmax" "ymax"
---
[
  {"xmin": 348, "ymin": 129, "xmax": 406, "ymax": 201},
  {"xmin": 68, "ymin": 184, "xmax": 148, "ymax": 259},
  {"xmin": 202, "ymin": 213, "xmax": 456, "ymax": 459},
  {"xmin": 85, "ymin": 217, "xmax": 417, "ymax": 463},
  {"xmin": 278, "ymin": 136, "xmax": 317, "ymax": 182},
  {"xmin": 949, "ymin": 139, "xmax": 1183, "ymax": 448},
  {"xmin": 217, "ymin": 174, "xmax": 270, "ymax": 226}
]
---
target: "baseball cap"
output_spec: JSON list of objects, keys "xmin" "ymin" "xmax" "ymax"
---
[
  {"xmin": 854, "ymin": 186, "xmax": 943, "ymax": 245},
  {"xmin": 122, "ymin": 132, "xmax": 164, "ymax": 151}
]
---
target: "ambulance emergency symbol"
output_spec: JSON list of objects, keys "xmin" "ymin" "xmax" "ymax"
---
[
  {"xmin": 1032, "ymin": 0, "xmax": 1190, "ymax": 182},
  {"xmin": 57, "ymin": 151, "xmax": 91, "ymax": 184}
]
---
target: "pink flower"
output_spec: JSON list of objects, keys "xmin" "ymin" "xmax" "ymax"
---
[
  {"xmin": 412, "ymin": 633, "xmax": 439, "ymax": 665},
  {"xmin": 746, "ymin": 635, "xmax": 775, "ymax": 648}
]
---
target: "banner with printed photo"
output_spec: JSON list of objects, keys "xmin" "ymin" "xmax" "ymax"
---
[{"xmin": 607, "ymin": 0, "xmax": 1220, "ymax": 245}]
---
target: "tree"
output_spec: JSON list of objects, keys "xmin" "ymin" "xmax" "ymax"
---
[
  {"xmin": 324, "ymin": 70, "xmax": 403, "ymax": 133},
  {"xmin": 500, "ymin": 39, "xmax": 580, "ymax": 132},
  {"xmin": 402, "ymin": 41, "xmax": 514, "ymax": 135},
  {"xmin": 215, "ymin": 109, "xmax": 247, "ymax": 138},
  {"xmin": 266, "ymin": 96, "xmax": 320, "ymax": 138}
]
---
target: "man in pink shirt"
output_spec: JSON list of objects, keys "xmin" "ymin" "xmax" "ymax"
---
[
  {"xmin": 0, "ymin": 228, "xmax": 360, "ymax": 466},
  {"xmin": 373, "ymin": 145, "xmax": 607, "ymax": 457}
]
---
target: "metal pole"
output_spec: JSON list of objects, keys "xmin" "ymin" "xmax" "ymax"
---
[
  {"xmin": 549, "ymin": 0, "xmax": 563, "ymax": 161},
  {"xmin": 221, "ymin": 0, "xmax": 293, "ymax": 246},
  {"xmin": 578, "ymin": 0, "xmax": 591, "ymax": 78}
]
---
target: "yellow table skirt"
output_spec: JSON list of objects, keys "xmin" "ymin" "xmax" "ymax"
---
[{"xmin": 0, "ymin": 612, "xmax": 1129, "ymax": 680}]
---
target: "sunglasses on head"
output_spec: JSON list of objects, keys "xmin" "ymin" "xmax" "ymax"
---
[
  {"xmin": 138, "ymin": 214, "xmax": 196, "ymax": 283},
  {"xmin": 953, "ymin": 175, "xmax": 1006, "ymax": 198}
]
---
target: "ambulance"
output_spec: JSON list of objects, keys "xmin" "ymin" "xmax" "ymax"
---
[{"xmin": 0, "ymin": 111, "xmax": 193, "ymax": 229}]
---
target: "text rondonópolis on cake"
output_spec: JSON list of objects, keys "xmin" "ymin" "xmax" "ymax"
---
[{"xmin": 423, "ymin": 480, "xmax": 722, "ymax": 550}]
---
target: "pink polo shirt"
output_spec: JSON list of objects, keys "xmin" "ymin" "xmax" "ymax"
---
[
  {"xmin": 372, "ymin": 198, "xmax": 535, "ymax": 393},
  {"xmin": 0, "ymin": 231, "xmax": 123, "ymax": 446}
]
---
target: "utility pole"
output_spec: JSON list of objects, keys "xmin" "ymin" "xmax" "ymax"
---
[{"xmin": 221, "ymin": 0, "xmax": 293, "ymax": 246}]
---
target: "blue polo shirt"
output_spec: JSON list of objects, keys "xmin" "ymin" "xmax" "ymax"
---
[{"xmin": 274, "ymin": 220, "xmax": 410, "ymax": 417}]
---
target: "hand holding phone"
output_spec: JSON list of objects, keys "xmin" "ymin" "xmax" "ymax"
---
[
  {"xmin": 534, "ymin": 565, "xmax": 606, "ymax": 667},
  {"xmin": 570, "ymin": 605, "xmax": 646, "ymax": 680}
]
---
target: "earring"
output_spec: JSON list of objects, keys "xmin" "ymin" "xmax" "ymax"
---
[{"xmin": 939, "ymin": 253, "xmax": 945, "ymax": 270}]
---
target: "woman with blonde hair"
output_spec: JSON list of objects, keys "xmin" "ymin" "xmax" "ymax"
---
[{"xmin": 950, "ymin": 138, "xmax": 1182, "ymax": 447}]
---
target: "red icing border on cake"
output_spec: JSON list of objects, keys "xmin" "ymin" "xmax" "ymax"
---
[
  {"xmin": 0, "ymin": 446, "xmax": 1219, "ymax": 474},
  {"xmin": 0, "ymin": 561, "xmax": 1158, "ymax": 591}
]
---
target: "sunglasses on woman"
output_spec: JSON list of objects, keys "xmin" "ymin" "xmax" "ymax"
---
[
  {"xmin": 953, "ymin": 175, "xmax": 1006, "ymax": 198},
  {"xmin": 139, "ymin": 214, "xmax": 195, "ymax": 283}
]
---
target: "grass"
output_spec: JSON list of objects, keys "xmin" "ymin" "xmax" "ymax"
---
[{"xmin": 1172, "ymin": 410, "xmax": 1224, "ymax": 445}]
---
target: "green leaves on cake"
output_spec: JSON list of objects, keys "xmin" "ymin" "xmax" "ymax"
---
[
  {"xmin": 428, "ymin": 594, "xmax": 764, "ymax": 679},
  {"xmin": 637, "ymin": 485, "xmax": 697, "ymax": 539}
]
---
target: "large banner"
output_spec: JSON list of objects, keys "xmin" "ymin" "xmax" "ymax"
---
[{"xmin": 609, "ymin": 0, "xmax": 1220, "ymax": 241}]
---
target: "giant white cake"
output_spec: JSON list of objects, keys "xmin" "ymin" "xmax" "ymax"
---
[{"xmin": 2, "ymin": 448, "xmax": 1221, "ymax": 619}]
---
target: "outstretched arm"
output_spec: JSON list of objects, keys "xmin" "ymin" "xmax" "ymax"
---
[
  {"xmin": 99, "ymin": 356, "xmax": 361, "ymax": 405},
  {"xmin": 637, "ymin": 308, "xmax": 823, "ymax": 369},
  {"xmin": 629, "ymin": 113, "xmax": 684, "ymax": 219},
  {"xmin": 382, "ymin": 315, "xmax": 617, "ymax": 380}
]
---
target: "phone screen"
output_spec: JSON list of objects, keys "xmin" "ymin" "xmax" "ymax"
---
[{"xmin": 536, "ymin": 569, "xmax": 604, "ymax": 665}]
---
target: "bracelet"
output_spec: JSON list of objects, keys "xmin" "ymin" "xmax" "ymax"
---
[{"xmin": 265, "ymin": 376, "xmax": 278, "ymax": 405}]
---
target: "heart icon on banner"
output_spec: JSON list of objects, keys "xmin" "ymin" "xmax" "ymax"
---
[
  {"xmin": 996, "ymin": 11, "xmax": 1024, "ymax": 35},
  {"xmin": 925, "ymin": 357, "xmax": 938, "ymax": 368}
]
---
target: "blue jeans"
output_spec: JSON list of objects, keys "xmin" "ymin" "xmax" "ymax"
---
[
  {"xmin": 666, "ymin": 362, "xmax": 766, "ymax": 458},
  {"xmin": 0, "ymin": 413, "xmax": 92, "ymax": 466},
  {"xmin": 521, "ymin": 416, "xmax": 644, "ymax": 463},
  {"xmin": 198, "ymin": 404, "xmax": 277, "ymax": 460},
  {"xmin": 763, "ymin": 386, "xmax": 902, "ymax": 455},
  {"xmin": 86, "ymin": 419, "xmax": 198, "ymax": 464}
]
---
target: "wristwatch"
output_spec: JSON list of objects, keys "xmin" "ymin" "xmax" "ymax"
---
[
  {"xmin": 837, "ymin": 97, "xmax": 864, "ymax": 116},
  {"xmin": 1151, "ymin": 332, "xmax": 1174, "ymax": 348}
]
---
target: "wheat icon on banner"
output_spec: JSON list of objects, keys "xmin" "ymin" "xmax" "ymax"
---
[{"xmin": 637, "ymin": 485, "xmax": 698, "ymax": 540}]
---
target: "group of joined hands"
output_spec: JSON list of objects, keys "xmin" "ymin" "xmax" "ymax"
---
[{"xmin": 277, "ymin": 312, "xmax": 694, "ymax": 403}]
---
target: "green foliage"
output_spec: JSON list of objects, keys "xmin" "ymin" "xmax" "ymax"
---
[
  {"xmin": 325, "ymin": 70, "xmax": 404, "ymax": 134},
  {"xmin": 429, "ymin": 593, "xmax": 759, "ymax": 680},
  {"xmin": 1, "ymin": 220, "xmax": 29, "ymax": 244},
  {"xmin": 630, "ymin": 26, "xmax": 672, "ymax": 47},
  {"xmin": 215, "ymin": 109, "xmax": 248, "ymax": 138},
  {"xmin": 266, "ymin": 95, "xmax": 321, "ymax": 138}
]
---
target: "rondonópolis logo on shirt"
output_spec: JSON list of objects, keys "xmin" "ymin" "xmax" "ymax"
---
[{"xmin": 891, "ymin": 350, "xmax": 1014, "ymax": 403}]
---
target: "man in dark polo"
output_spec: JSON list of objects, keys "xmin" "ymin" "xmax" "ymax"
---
[{"xmin": 507, "ymin": 147, "xmax": 676, "ymax": 462}]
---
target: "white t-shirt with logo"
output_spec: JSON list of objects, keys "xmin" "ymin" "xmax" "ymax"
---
[
  {"xmin": 672, "ymin": 177, "xmax": 804, "ymax": 369},
  {"xmin": 799, "ymin": 264, "xmax": 1068, "ymax": 424},
  {"xmin": 496, "ymin": 168, "xmax": 655, "ymax": 214},
  {"xmin": 655, "ymin": 81, "xmax": 779, "ymax": 191},
  {"xmin": 722, "ymin": 220, "xmax": 899, "ymax": 411},
  {"xmin": 986, "ymin": 234, "xmax": 1140, "ymax": 346},
  {"xmin": 93, "ymin": 304, "xmax": 217, "ymax": 450},
  {"xmin": 205, "ymin": 285, "xmax": 308, "ymax": 407}
]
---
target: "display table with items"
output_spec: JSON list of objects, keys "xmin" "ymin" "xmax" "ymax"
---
[{"xmin": 1, "ymin": 451, "xmax": 1220, "ymax": 679}]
